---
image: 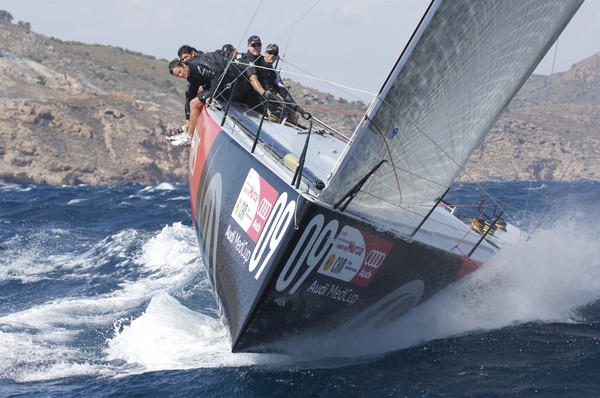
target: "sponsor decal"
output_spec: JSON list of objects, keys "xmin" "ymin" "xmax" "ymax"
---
[
  {"xmin": 276, "ymin": 214, "xmax": 394, "ymax": 294},
  {"xmin": 248, "ymin": 192, "xmax": 295, "ymax": 280},
  {"xmin": 306, "ymin": 280, "xmax": 359, "ymax": 304},
  {"xmin": 318, "ymin": 225, "xmax": 393, "ymax": 287},
  {"xmin": 224, "ymin": 224, "xmax": 252, "ymax": 264},
  {"xmin": 224, "ymin": 171, "xmax": 296, "ymax": 280},
  {"xmin": 231, "ymin": 168, "xmax": 279, "ymax": 242}
]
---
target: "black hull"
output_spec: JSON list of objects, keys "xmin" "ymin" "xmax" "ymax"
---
[{"xmin": 190, "ymin": 108, "xmax": 477, "ymax": 352}]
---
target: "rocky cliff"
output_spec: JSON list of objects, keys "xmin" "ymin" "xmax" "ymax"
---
[
  {"xmin": 1, "ymin": 20, "xmax": 599, "ymax": 185},
  {"xmin": 463, "ymin": 53, "xmax": 600, "ymax": 181},
  {"xmin": 0, "ymin": 21, "xmax": 188, "ymax": 185}
]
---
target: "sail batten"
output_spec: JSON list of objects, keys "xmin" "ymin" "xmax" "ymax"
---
[{"xmin": 320, "ymin": 0, "xmax": 584, "ymax": 215}]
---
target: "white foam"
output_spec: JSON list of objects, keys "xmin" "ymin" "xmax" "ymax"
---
[
  {"xmin": 139, "ymin": 183, "xmax": 178, "ymax": 193},
  {"xmin": 0, "ymin": 228, "xmax": 138, "ymax": 283},
  {"xmin": 0, "ymin": 223, "xmax": 214, "ymax": 381},
  {"xmin": 107, "ymin": 293, "xmax": 231, "ymax": 370},
  {"xmin": 0, "ymin": 231, "xmax": 70, "ymax": 283},
  {"xmin": 167, "ymin": 196, "xmax": 189, "ymax": 202},
  {"xmin": 67, "ymin": 198, "xmax": 86, "ymax": 205},
  {"xmin": 135, "ymin": 222, "xmax": 198, "ymax": 273},
  {"xmin": 3, "ymin": 206, "xmax": 600, "ymax": 379},
  {"xmin": 106, "ymin": 211, "xmax": 600, "ymax": 368},
  {"xmin": 293, "ymin": 214, "xmax": 600, "ymax": 358},
  {"xmin": 105, "ymin": 293, "xmax": 294, "ymax": 373},
  {"xmin": 0, "ymin": 184, "xmax": 33, "ymax": 193},
  {"xmin": 154, "ymin": 182, "xmax": 177, "ymax": 191},
  {"xmin": 0, "ymin": 330, "xmax": 102, "ymax": 382}
]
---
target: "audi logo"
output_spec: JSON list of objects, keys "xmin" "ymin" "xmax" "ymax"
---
[
  {"xmin": 364, "ymin": 250, "xmax": 386, "ymax": 268},
  {"xmin": 256, "ymin": 198, "xmax": 273, "ymax": 220}
]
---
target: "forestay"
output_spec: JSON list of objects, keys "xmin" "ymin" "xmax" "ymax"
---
[{"xmin": 320, "ymin": 0, "xmax": 583, "ymax": 215}]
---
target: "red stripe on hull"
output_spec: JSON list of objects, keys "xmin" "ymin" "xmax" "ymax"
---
[
  {"xmin": 189, "ymin": 106, "xmax": 223, "ymax": 218},
  {"xmin": 456, "ymin": 256, "xmax": 482, "ymax": 279}
]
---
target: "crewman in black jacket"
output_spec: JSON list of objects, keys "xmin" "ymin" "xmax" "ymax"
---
[
  {"xmin": 258, "ymin": 43, "xmax": 305, "ymax": 123},
  {"xmin": 168, "ymin": 50, "xmax": 228, "ymax": 146}
]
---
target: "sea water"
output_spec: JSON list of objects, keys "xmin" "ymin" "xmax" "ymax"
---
[{"xmin": 1, "ymin": 182, "xmax": 599, "ymax": 397}]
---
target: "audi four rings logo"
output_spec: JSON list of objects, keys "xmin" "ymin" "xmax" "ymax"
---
[
  {"xmin": 364, "ymin": 250, "xmax": 386, "ymax": 268},
  {"xmin": 256, "ymin": 198, "xmax": 272, "ymax": 220}
]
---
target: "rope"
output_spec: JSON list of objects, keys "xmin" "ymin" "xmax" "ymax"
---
[
  {"xmin": 276, "ymin": 59, "xmax": 379, "ymax": 101},
  {"xmin": 237, "ymin": 0, "xmax": 264, "ymax": 53},
  {"xmin": 365, "ymin": 89, "xmax": 519, "ymax": 228},
  {"xmin": 302, "ymin": 104, "xmax": 365, "ymax": 116},
  {"xmin": 521, "ymin": 39, "xmax": 561, "ymax": 231},
  {"xmin": 209, "ymin": 1, "xmax": 587, "ymax": 243},
  {"xmin": 273, "ymin": 0, "xmax": 322, "ymax": 45},
  {"xmin": 499, "ymin": 37, "xmax": 600, "ymax": 235},
  {"xmin": 364, "ymin": 115, "xmax": 403, "ymax": 206},
  {"xmin": 532, "ymin": 105, "xmax": 600, "ymax": 234},
  {"xmin": 451, "ymin": 206, "xmax": 490, "ymax": 251}
]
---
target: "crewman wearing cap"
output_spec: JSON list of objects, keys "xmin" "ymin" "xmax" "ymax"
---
[
  {"xmin": 259, "ymin": 43, "xmax": 306, "ymax": 123},
  {"xmin": 235, "ymin": 35, "xmax": 271, "ymax": 109}
]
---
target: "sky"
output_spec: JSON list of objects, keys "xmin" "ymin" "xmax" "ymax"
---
[{"xmin": 3, "ymin": 0, "xmax": 600, "ymax": 102}]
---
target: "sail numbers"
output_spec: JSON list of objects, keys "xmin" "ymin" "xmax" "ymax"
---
[
  {"xmin": 276, "ymin": 214, "xmax": 393, "ymax": 294},
  {"xmin": 248, "ymin": 192, "xmax": 296, "ymax": 280}
]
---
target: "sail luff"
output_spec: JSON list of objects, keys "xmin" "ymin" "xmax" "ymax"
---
[
  {"xmin": 319, "ymin": 0, "xmax": 584, "ymax": 217},
  {"xmin": 323, "ymin": 0, "xmax": 442, "ymax": 202}
]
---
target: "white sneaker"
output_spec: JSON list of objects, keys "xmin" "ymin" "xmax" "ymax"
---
[
  {"xmin": 166, "ymin": 131, "xmax": 188, "ymax": 142},
  {"xmin": 170, "ymin": 134, "xmax": 191, "ymax": 147}
]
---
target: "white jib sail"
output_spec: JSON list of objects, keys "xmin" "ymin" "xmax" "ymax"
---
[{"xmin": 319, "ymin": 0, "xmax": 583, "ymax": 221}]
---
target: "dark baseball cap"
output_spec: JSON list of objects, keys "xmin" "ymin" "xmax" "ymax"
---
[
  {"xmin": 248, "ymin": 35, "xmax": 261, "ymax": 45},
  {"xmin": 265, "ymin": 44, "xmax": 279, "ymax": 53}
]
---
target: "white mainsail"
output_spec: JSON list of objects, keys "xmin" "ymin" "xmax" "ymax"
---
[{"xmin": 320, "ymin": 0, "xmax": 583, "ymax": 217}]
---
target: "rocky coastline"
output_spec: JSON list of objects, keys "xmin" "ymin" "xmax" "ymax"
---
[{"xmin": 1, "ymin": 20, "xmax": 599, "ymax": 186}]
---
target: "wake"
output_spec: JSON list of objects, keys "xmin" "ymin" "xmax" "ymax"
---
[
  {"xmin": 300, "ymin": 213, "xmax": 600, "ymax": 358},
  {"xmin": 3, "ymin": 209, "xmax": 600, "ymax": 380}
]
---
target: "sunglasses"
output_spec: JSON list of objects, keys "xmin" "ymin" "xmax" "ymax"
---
[
  {"xmin": 250, "ymin": 43, "xmax": 262, "ymax": 48},
  {"xmin": 266, "ymin": 51, "xmax": 279, "ymax": 56}
]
